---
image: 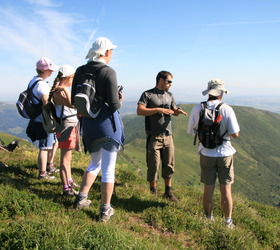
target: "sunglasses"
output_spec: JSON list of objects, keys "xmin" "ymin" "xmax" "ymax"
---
[{"xmin": 165, "ymin": 80, "xmax": 172, "ymax": 84}]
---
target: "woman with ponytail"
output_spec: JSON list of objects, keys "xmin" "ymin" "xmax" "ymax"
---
[{"xmin": 52, "ymin": 64, "xmax": 81, "ymax": 196}]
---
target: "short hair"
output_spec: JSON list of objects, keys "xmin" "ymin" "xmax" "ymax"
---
[
  {"xmin": 36, "ymin": 68, "xmax": 44, "ymax": 76},
  {"xmin": 156, "ymin": 71, "xmax": 173, "ymax": 85}
]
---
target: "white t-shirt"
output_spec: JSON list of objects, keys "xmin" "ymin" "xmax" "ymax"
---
[
  {"xmin": 188, "ymin": 100, "xmax": 240, "ymax": 157},
  {"xmin": 28, "ymin": 76, "xmax": 50, "ymax": 122}
]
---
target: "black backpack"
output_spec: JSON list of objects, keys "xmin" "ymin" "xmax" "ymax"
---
[
  {"xmin": 16, "ymin": 79, "xmax": 43, "ymax": 119},
  {"xmin": 74, "ymin": 65, "xmax": 107, "ymax": 118},
  {"xmin": 194, "ymin": 102, "xmax": 227, "ymax": 149}
]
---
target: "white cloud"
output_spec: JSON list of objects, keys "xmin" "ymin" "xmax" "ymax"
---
[{"xmin": 0, "ymin": 0, "xmax": 99, "ymax": 67}]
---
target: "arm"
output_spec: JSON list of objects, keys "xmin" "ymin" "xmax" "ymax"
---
[
  {"xmin": 137, "ymin": 104, "xmax": 174, "ymax": 116},
  {"xmin": 53, "ymin": 87, "xmax": 74, "ymax": 108},
  {"xmin": 105, "ymin": 68, "xmax": 121, "ymax": 111},
  {"xmin": 229, "ymin": 132, "xmax": 239, "ymax": 138},
  {"xmin": 173, "ymin": 107, "xmax": 187, "ymax": 116},
  {"xmin": 40, "ymin": 94, "xmax": 48, "ymax": 106}
]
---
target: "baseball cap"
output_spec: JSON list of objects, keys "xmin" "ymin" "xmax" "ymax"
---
[
  {"xmin": 85, "ymin": 37, "xmax": 117, "ymax": 59},
  {"xmin": 202, "ymin": 79, "xmax": 229, "ymax": 96},
  {"xmin": 59, "ymin": 64, "xmax": 75, "ymax": 77},
  {"xmin": 36, "ymin": 58, "xmax": 59, "ymax": 71}
]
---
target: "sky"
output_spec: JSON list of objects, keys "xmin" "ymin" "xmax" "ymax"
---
[{"xmin": 0, "ymin": 0, "xmax": 279, "ymax": 104}]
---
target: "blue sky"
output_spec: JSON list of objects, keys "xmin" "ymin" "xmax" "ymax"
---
[{"xmin": 0, "ymin": 0, "xmax": 279, "ymax": 103}]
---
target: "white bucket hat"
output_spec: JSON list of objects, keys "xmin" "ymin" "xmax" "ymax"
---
[
  {"xmin": 59, "ymin": 64, "xmax": 75, "ymax": 77},
  {"xmin": 202, "ymin": 79, "xmax": 229, "ymax": 96},
  {"xmin": 85, "ymin": 37, "xmax": 117, "ymax": 60}
]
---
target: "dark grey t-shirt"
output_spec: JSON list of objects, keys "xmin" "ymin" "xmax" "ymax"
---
[{"xmin": 138, "ymin": 87, "xmax": 176, "ymax": 135}]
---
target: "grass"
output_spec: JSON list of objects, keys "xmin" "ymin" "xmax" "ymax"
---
[{"xmin": 0, "ymin": 141, "xmax": 279, "ymax": 249}]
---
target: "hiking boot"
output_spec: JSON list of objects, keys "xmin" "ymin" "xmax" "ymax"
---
[
  {"xmin": 38, "ymin": 173, "xmax": 56, "ymax": 180},
  {"xmin": 163, "ymin": 189, "xmax": 179, "ymax": 202},
  {"xmin": 100, "ymin": 206, "xmax": 115, "ymax": 223},
  {"xmin": 63, "ymin": 189, "xmax": 79, "ymax": 197},
  {"xmin": 73, "ymin": 196, "xmax": 92, "ymax": 210},
  {"xmin": 150, "ymin": 187, "xmax": 157, "ymax": 195}
]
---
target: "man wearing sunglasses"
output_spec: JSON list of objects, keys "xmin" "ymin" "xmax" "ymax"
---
[{"xmin": 137, "ymin": 71, "xmax": 187, "ymax": 201}]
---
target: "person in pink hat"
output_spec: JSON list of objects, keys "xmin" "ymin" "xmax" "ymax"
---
[{"xmin": 26, "ymin": 57, "xmax": 60, "ymax": 180}]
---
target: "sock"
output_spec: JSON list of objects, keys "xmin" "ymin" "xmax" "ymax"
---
[
  {"xmin": 77, "ymin": 192, "xmax": 88, "ymax": 201},
  {"xmin": 68, "ymin": 178, "xmax": 73, "ymax": 183},
  {"xmin": 63, "ymin": 185, "xmax": 69, "ymax": 191},
  {"xmin": 165, "ymin": 186, "xmax": 171, "ymax": 192},
  {"xmin": 225, "ymin": 218, "xmax": 232, "ymax": 223},
  {"xmin": 101, "ymin": 204, "xmax": 110, "ymax": 211}
]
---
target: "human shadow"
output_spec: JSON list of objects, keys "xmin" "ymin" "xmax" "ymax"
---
[{"xmin": 112, "ymin": 195, "xmax": 167, "ymax": 213}]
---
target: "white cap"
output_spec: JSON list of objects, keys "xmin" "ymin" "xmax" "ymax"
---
[
  {"xmin": 85, "ymin": 37, "xmax": 117, "ymax": 60},
  {"xmin": 59, "ymin": 64, "xmax": 75, "ymax": 77}
]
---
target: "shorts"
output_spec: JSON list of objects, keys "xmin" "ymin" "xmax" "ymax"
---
[
  {"xmin": 56, "ymin": 126, "xmax": 80, "ymax": 150},
  {"xmin": 200, "ymin": 154, "xmax": 234, "ymax": 185},
  {"xmin": 38, "ymin": 133, "xmax": 57, "ymax": 150}
]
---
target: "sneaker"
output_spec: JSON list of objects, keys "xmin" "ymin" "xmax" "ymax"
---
[
  {"xmin": 163, "ymin": 189, "xmax": 179, "ymax": 202},
  {"xmin": 46, "ymin": 163, "xmax": 59, "ymax": 174},
  {"xmin": 204, "ymin": 215, "xmax": 214, "ymax": 221},
  {"xmin": 73, "ymin": 197, "xmax": 92, "ymax": 209},
  {"xmin": 225, "ymin": 219, "xmax": 235, "ymax": 229},
  {"xmin": 38, "ymin": 173, "xmax": 56, "ymax": 180},
  {"xmin": 63, "ymin": 189, "xmax": 79, "ymax": 197},
  {"xmin": 69, "ymin": 180, "xmax": 80, "ymax": 188},
  {"xmin": 100, "ymin": 206, "xmax": 115, "ymax": 222}
]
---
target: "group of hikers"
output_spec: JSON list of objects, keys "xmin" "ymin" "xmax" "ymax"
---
[{"xmin": 22, "ymin": 37, "xmax": 240, "ymax": 225}]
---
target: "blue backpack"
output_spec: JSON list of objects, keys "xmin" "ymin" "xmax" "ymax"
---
[{"xmin": 16, "ymin": 79, "xmax": 42, "ymax": 119}]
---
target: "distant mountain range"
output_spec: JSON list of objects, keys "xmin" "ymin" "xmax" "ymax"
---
[{"xmin": 0, "ymin": 101, "xmax": 279, "ymax": 207}]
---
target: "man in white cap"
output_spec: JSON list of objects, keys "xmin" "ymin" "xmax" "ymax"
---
[
  {"xmin": 187, "ymin": 79, "xmax": 240, "ymax": 228},
  {"xmin": 72, "ymin": 37, "xmax": 124, "ymax": 223}
]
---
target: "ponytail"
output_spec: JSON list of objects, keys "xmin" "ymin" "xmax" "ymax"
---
[{"xmin": 48, "ymin": 71, "xmax": 63, "ymax": 103}]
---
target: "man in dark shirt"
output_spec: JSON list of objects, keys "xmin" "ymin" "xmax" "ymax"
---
[{"xmin": 137, "ymin": 71, "xmax": 187, "ymax": 201}]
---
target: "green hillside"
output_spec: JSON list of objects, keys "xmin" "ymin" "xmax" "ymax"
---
[
  {"xmin": 121, "ymin": 104, "xmax": 280, "ymax": 207},
  {"xmin": 0, "ymin": 141, "xmax": 279, "ymax": 249}
]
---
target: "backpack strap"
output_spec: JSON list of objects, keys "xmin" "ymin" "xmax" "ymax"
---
[
  {"xmin": 193, "ymin": 102, "xmax": 207, "ymax": 146},
  {"xmin": 28, "ymin": 78, "xmax": 43, "ymax": 103},
  {"xmin": 215, "ymin": 102, "xmax": 228, "ymax": 139}
]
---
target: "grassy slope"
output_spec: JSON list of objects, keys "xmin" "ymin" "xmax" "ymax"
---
[
  {"xmin": 0, "ymin": 142, "xmax": 279, "ymax": 249},
  {"xmin": 122, "ymin": 104, "xmax": 280, "ymax": 207}
]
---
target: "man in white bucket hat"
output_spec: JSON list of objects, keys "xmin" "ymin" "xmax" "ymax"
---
[{"xmin": 188, "ymin": 79, "xmax": 240, "ymax": 228}]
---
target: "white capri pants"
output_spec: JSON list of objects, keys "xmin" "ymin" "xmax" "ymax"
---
[{"xmin": 86, "ymin": 148, "xmax": 117, "ymax": 183}]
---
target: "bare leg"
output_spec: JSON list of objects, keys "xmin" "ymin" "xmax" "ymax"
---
[
  {"xmin": 79, "ymin": 171, "xmax": 97, "ymax": 194},
  {"xmin": 150, "ymin": 181, "xmax": 157, "ymax": 188},
  {"xmin": 220, "ymin": 184, "xmax": 233, "ymax": 219},
  {"xmin": 38, "ymin": 149, "xmax": 48, "ymax": 172},
  {"xmin": 101, "ymin": 182, "xmax": 114, "ymax": 204},
  {"xmin": 60, "ymin": 148, "xmax": 72, "ymax": 186},
  {"xmin": 164, "ymin": 179, "xmax": 172, "ymax": 187},
  {"xmin": 203, "ymin": 184, "xmax": 215, "ymax": 217},
  {"xmin": 47, "ymin": 141, "xmax": 58, "ymax": 164}
]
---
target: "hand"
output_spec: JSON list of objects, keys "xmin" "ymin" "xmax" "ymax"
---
[
  {"xmin": 119, "ymin": 92, "xmax": 124, "ymax": 102},
  {"xmin": 160, "ymin": 108, "xmax": 174, "ymax": 115},
  {"xmin": 174, "ymin": 108, "xmax": 187, "ymax": 116}
]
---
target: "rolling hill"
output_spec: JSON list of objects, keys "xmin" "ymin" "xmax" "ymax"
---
[{"xmin": 0, "ymin": 102, "xmax": 279, "ymax": 207}]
